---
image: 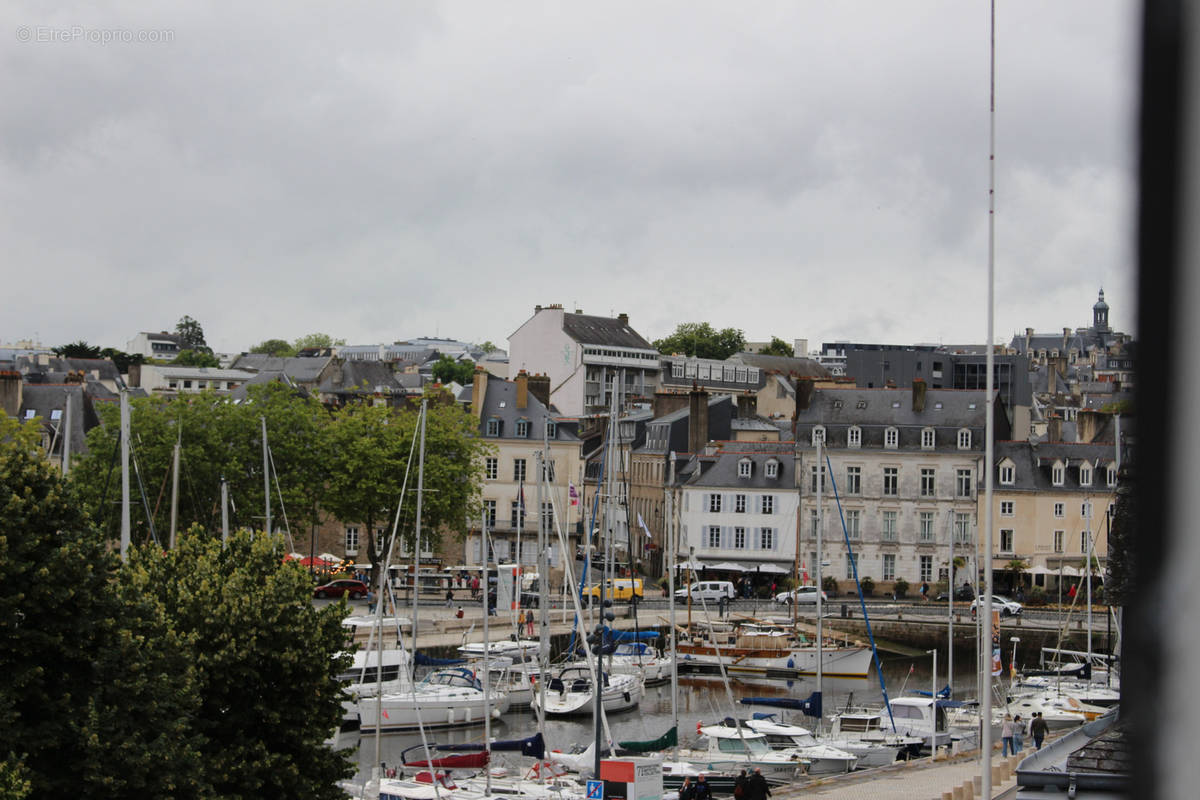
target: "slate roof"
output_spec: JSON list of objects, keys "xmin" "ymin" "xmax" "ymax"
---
[
  {"xmin": 477, "ymin": 378, "xmax": 579, "ymax": 442},
  {"xmin": 684, "ymin": 443, "xmax": 794, "ymax": 490},
  {"xmin": 16, "ymin": 356, "xmax": 121, "ymax": 382},
  {"xmin": 319, "ymin": 360, "xmax": 402, "ymax": 395},
  {"xmin": 995, "ymin": 440, "xmax": 1119, "ymax": 493},
  {"xmin": 560, "ymin": 312, "xmax": 654, "ymax": 350},
  {"xmin": 229, "ymin": 354, "xmax": 332, "ymax": 383},
  {"xmin": 728, "ymin": 352, "xmax": 831, "ymax": 378},
  {"xmin": 794, "ymin": 387, "xmax": 1005, "ymax": 449},
  {"xmin": 19, "ymin": 384, "xmax": 98, "ymax": 457}
]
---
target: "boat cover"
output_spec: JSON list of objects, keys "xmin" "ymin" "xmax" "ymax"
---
[
  {"xmin": 414, "ymin": 652, "xmax": 467, "ymax": 666},
  {"xmin": 739, "ymin": 691, "xmax": 822, "ymax": 718},
  {"xmin": 618, "ymin": 726, "xmax": 677, "ymax": 753}
]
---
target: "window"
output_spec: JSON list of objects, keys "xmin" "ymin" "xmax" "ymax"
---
[
  {"xmin": 486, "ymin": 418, "xmax": 500, "ymax": 436},
  {"xmin": 1054, "ymin": 502, "xmax": 1065, "ymax": 518},
  {"xmin": 957, "ymin": 429, "xmax": 972, "ymax": 450},
  {"xmin": 709, "ymin": 494, "xmax": 722, "ymax": 513},
  {"xmin": 1052, "ymin": 462, "xmax": 1065, "ymax": 486},
  {"xmin": 812, "ymin": 425, "xmax": 826, "ymax": 446},
  {"xmin": 920, "ymin": 555, "xmax": 933, "ymax": 582},
  {"xmin": 734, "ymin": 494, "xmax": 746, "ymax": 513},
  {"xmin": 885, "ymin": 427, "xmax": 899, "ymax": 449},
  {"xmin": 846, "ymin": 466, "xmax": 861, "ymax": 495},
  {"xmin": 920, "ymin": 468, "xmax": 936, "ymax": 497},
  {"xmin": 542, "ymin": 460, "xmax": 556, "ymax": 482},
  {"xmin": 1000, "ymin": 529, "xmax": 1014, "ymax": 553},
  {"xmin": 734, "ymin": 527, "xmax": 747, "ymax": 549},
  {"xmin": 846, "ymin": 553, "xmax": 858, "ymax": 579},
  {"xmin": 765, "ymin": 459, "xmax": 779, "ymax": 479},
  {"xmin": 956, "ymin": 468, "xmax": 973, "ymax": 498},
  {"xmin": 672, "ymin": 362, "xmax": 684, "ymax": 378},
  {"xmin": 50, "ymin": 409, "xmax": 63, "ymax": 421},
  {"xmin": 845, "ymin": 510, "xmax": 861, "ymax": 540},
  {"xmin": 883, "ymin": 553, "xmax": 896, "ymax": 581},
  {"xmin": 921, "ymin": 427, "xmax": 935, "ymax": 449},
  {"xmin": 883, "ymin": 467, "xmax": 898, "ymax": 496},
  {"xmin": 810, "ymin": 464, "xmax": 826, "ymax": 493},
  {"xmin": 1053, "ymin": 530, "xmax": 1065, "ymax": 553},
  {"xmin": 183, "ymin": 380, "xmax": 193, "ymax": 389},
  {"xmin": 1000, "ymin": 462, "xmax": 1015, "ymax": 485},
  {"xmin": 483, "ymin": 500, "xmax": 497, "ymax": 528},
  {"xmin": 1107, "ymin": 464, "xmax": 1117, "ymax": 487},
  {"xmin": 1079, "ymin": 464, "xmax": 1092, "ymax": 486},
  {"xmin": 511, "ymin": 500, "xmax": 525, "ymax": 528},
  {"xmin": 882, "ymin": 511, "xmax": 897, "ymax": 541},
  {"xmin": 809, "ymin": 508, "xmax": 819, "ymax": 538},
  {"xmin": 1000, "ymin": 501, "xmax": 1014, "ymax": 517},
  {"xmin": 518, "ymin": 420, "xmax": 531, "ymax": 438},
  {"xmin": 759, "ymin": 528, "xmax": 775, "ymax": 550},
  {"xmin": 1081, "ymin": 501, "xmax": 1092, "ymax": 519},
  {"xmin": 954, "ymin": 513, "xmax": 971, "ymax": 544},
  {"xmin": 848, "ymin": 426, "xmax": 862, "ymax": 448},
  {"xmin": 513, "ymin": 459, "xmax": 527, "ymax": 482},
  {"xmin": 1080, "ymin": 531, "xmax": 1090, "ymax": 553},
  {"xmin": 485, "ymin": 458, "xmax": 498, "ymax": 480},
  {"xmin": 761, "ymin": 495, "xmax": 774, "ymax": 515},
  {"xmin": 541, "ymin": 501, "xmax": 554, "ymax": 531},
  {"xmin": 546, "ymin": 421, "xmax": 557, "ymax": 438},
  {"xmin": 738, "ymin": 459, "xmax": 752, "ymax": 478},
  {"xmin": 919, "ymin": 511, "xmax": 934, "ymax": 542},
  {"xmin": 345, "ymin": 526, "xmax": 359, "ymax": 553}
]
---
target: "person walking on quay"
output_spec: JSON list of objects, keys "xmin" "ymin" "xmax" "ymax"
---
[
  {"xmin": 445, "ymin": 587, "xmax": 455, "ymax": 608},
  {"xmin": 678, "ymin": 777, "xmax": 695, "ymax": 800},
  {"xmin": 733, "ymin": 769, "xmax": 749, "ymax": 799},
  {"xmin": 526, "ymin": 608, "xmax": 535, "ymax": 637},
  {"xmin": 693, "ymin": 775, "xmax": 712, "ymax": 800},
  {"xmin": 1001, "ymin": 713, "xmax": 1016, "ymax": 757},
  {"xmin": 1013, "ymin": 714, "xmax": 1025, "ymax": 753},
  {"xmin": 1031, "ymin": 712, "xmax": 1049, "ymax": 750},
  {"xmin": 747, "ymin": 768, "xmax": 771, "ymax": 800}
]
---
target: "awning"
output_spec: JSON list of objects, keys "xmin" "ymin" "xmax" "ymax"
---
[
  {"xmin": 753, "ymin": 563, "xmax": 790, "ymax": 574},
  {"xmin": 1026, "ymin": 565, "xmax": 1054, "ymax": 575},
  {"xmin": 673, "ymin": 560, "xmax": 706, "ymax": 571},
  {"xmin": 708, "ymin": 562, "xmax": 748, "ymax": 572}
]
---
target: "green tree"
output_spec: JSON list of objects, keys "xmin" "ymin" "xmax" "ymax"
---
[
  {"xmin": 52, "ymin": 340, "xmax": 103, "ymax": 358},
  {"xmin": 653, "ymin": 322, "xmax": 746, "ymax": 360},
  {"xmin": 293, "ymin": 333, "xmax": 346, "ymax": 351},
  {"xmin": 171, "ymin": 349, "xmax": 221, "ymax": 368},
  {"xmin": 477, "ymin": 340, "xmax": 499, "ymax": 354},
  {"xmin": 250, "ymin": 338, "xmax": 298, "ymax": 357},
  {"xmin": 175, "ymin": 315, "xmax": 211, "ymax": 353},
  {"xmin": 98, "ymin": 347, "xmax": 144, "ymax": 373},
  {"xmin": 758, "ymin": 336, "xmax": 795, "ymax": 357},
  {"xmin": 1105, "ymin": 478, "xmax": 1134, "ymax": 606},
  {"xmin": 431, "ymin": 355, "xmax": 475, "ymax": 385}
]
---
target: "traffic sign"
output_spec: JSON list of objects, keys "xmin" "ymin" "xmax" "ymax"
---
[{"xmin": 586, "ymin": 779, "xmax": 603, "ymax": 800}]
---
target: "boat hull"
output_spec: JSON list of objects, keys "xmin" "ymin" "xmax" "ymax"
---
[{"xmin": 676, "ymin": 644, "xmax": 873, "ymax": 679}]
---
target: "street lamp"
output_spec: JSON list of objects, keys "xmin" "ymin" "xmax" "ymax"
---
[{"xmin": 1010, "ymin": 636, "xmax": 1020, "ymax": 683}]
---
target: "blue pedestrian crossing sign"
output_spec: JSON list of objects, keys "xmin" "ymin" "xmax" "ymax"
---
[{"xmin": 586, "ymin": 780, "xmax": 603, "ymax": 800}]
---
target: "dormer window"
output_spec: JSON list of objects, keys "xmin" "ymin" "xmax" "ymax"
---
[
  {"xmin": 884, "ymin": 427, "xmax": 899, "ymax": 449},
  {"xmin": 545, "ymin": 420, "xmax": 557, "ymax": 439},
  {"xmin": 1079, "ymin": 463, "xmax": 1093, "ymax": 486},
  {"xmin": 738, "ymin": 458, "xmax": 752, "ymax": 478},
  {"xmin": 957, "ymin": 429, "xmax": 972, "ymax": 450},
  {"xmin": 1052, "ymin": 461, "xmax": 1065, "ymax": 486},
  {"xmin": 999, "ymin": 460, "xmax": 1015, "ymax": 485},
  {"xmin": 921, "ymin": 427, "xmax": 935, "ymax": 450},
  {"xmin": 848, "ymin": 425, "xmax": 862, "ymax": 448},
  {"xmin": 486, "ymin": 418, "xmax": 501, "ymax": 437},
  {"xmin": 515, "ymin": 419, "xmax": 530, "ymax": 438},
  {"xmin": 812, "ymin": 425, "xmax": 826, "ymax": 446},
  {"xmin": 765, "ymin": 459, "xmax": 780, "ymax": 479},
  {"xmin": 1107, "ymin": 464, "xmax": 1117, "ymax": 487}
]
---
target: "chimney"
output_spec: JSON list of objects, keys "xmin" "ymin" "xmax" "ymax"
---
[
  {"xmin": 1047, "ymin": 414, "xmax": 1062, "ymax": 443},
  {"xmin": 653, "ymin": 391, "xmax": 690, "ymax": 418},
  {"xmin": 796, "ymin": 378, "xmax": 814, "ymax": 412},
  {"xmin": 688, "ymin": 386, "xmax": 709, "ymax": 455},
  {"xmin": 1062, "ymin": 327, "xmax": 1071, "ymax": 354},
  {"xmin": 912, "ymin": 379, "xmax": 927, "ymax": 412},
  {"xmin": 471, "ymin": 367, "xmax": 488, "ymax": 420},
  {"xmin": 0, "ymin": 371, "xmax": 21, "ymax": 418},
  {"xmin": 617, "ymin": 312, "xmax": 629, "ymax": 326},
  {"xmin": 515, "ymin": 369, "xmax": 529, "ymax": 409},
  {"xmin": 1025, "ymin": 327, "xmax": 1034, "ymax": 355},
  {"xmin": 1078, "ymin": 410, "xmax": 1102, "ymax": 443},
  {"xmin": 736, "ymin": 392, "xmax": 757, "ymax": 419},
  {"xmin": 527, "ymin": 373, "xmax": 551, "ymax": 408},
  {"xmin": 1048, "ymin": 360, "xmax": 1058, "ymax": 395}
]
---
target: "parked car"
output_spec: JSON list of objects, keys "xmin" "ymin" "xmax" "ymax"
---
[
  {"xmin": 935, "ymin": 586, "xmax": 976, "ymax": 602},
  {"xmin": 313, "ymin": 579, "xmax": 369, "ymax": 599},
  {"xmin": 583, "ymin": 578, "xmax": 644, "ymax": 605},
  {"xmin": 674, "ymin": 581, "xmax": 736, "ymax": 603},
  {"xmin": 970, "ymin": 594, "xmax": 1023, "ymax": 617},
  {"xmin": 773, "ymin": 586, "xmax": 828, "ymax": 605}
]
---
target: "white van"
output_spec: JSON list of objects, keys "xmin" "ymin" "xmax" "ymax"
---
[{"xmin": 674, "ymin": 581, "xmax": 736, "ymax": 603}]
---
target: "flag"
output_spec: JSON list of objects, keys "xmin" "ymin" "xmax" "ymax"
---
[
  {"xmin": 569, "ymin": 482, "xmax": 579, "ymax": 506},
  {"xmin": 992, "ymin": 646, "xmax": 1003, "ymax": 677},
  {"xmin": 909, "ymin": 663, "xmax": 915, "ymax": 675},
  {"xmin": 382, "ymin": 709, "xmax": 389, "ymax": 719},
  {"xmin": 801, "ymin": 559, "xmax": 810, "ymax": 585},
  {"xmin": 636, "ymin": 512, "xmax": 652, "ymax": 538}
]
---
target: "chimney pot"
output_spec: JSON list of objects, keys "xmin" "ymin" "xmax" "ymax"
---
[
  {"xmin": 515, "ymin": 370, "xmax": 529, "ymax": 409},
  {"xmin": 912, "ymin": 379, "xmax": 927, "ymax": 412},
  {"xmin": 617, "ymin": 313, "xmax": 629, "ymax": 326}
]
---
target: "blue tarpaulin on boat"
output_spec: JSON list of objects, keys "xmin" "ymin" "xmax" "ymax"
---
[
  {"xmin": 739, "ymin": 691, "xmax": 822, "ymax": 719},
  {"xmin": 414, "ymin": 652, "xmax": 467, "ymax": 666},
  {"xmin": 606, "ymin": 628, "xmax": 659, "ymax": 642},
  {"xmin": 435, "ymin": 733, "xmax": 545, "ymax": 759},
  {"xmin": 914, "ymin": 685, "xmax": 953, "ymax": 699}
]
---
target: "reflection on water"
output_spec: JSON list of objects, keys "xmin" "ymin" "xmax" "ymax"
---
[{"xmin": 350, "ymin": 650, "xmax": 983, "ymax": 781}]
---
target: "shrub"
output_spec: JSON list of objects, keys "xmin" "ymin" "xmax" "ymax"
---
[
  {"xmin": 822, "ymin": 575, "xmax": 839, "ymax": 596},
  {"xmin": 1028, "ymin": 587, "xmax": 1047, "ymax": 606},
  {"xmin": 860, "ymin": 576, "xmax": 875, "ymax": 596},
  {"xmin": 893, "ymin": 578, "xmax": 909, "ymax": 598}
]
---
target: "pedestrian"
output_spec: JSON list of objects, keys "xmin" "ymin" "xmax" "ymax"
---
[
  {"xmin": 1031, "ymin": 711, "xmax": 1049, "ymax": 750},
  {"xmin": 455, "ymin": 606, "xmax": 465, "ymax": 619},
  {"xmin": 921, "ymin": 581, "xmax": 930, "ymax": 601},
  {"xmin": 693, "ymin": 774, "xmax": 712, "ymax": 800},
  {"xmin": 1000, "ymin": 713, "xmax": 1015, "ymax": 757},
  {"xmin": 678, "ymin": 777, "xmax": 695, "ymax": 800},
  {"xmin": 1068, "ymin": 583, "xmax": 1077, "ymax": 602},
  {"xmin": 526, "ymin": 608, "xmax": 535, "ymax": 637},
  {"xmin": 1013, "ymin": 714, "xmax": 1025, "ymax": 753},
  {"xmin": 733, "ymin": 769, "xmax": 749, "ymax": 799},
  {"xmin": 445, "ymin": 586, "xmax": 454, "ymax": 608},
  {"xmin": 747, "ymin": 767, "xmax": 771, "ymax": 800}
]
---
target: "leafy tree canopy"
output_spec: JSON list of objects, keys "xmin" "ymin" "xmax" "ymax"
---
[
  {"xmin": 757, "ymin": 336, "xmax": 795, "ymax": 357},
  {"xmin": 170, "ymin": 349, "xmax": 221, "ymax": 368},
  {"xmin": 175, "ymin": 315, "xmax": 211, "ymax": 353},
  {"xmin": 52, "ymin": 340, "xmax": 102, "ymax": 358},
  {"xmin": 250, "ymin": 338, "xmax": 298, "ymax": 357},
  {"xmin": 431, "ymin": 355, "xmax": 476, "ymax": 386},
  {"xmin": 477, "ymin": 340, "xmax": 499, "ymax": 354},
  {"xmin": 653, "ymin": 322, "xmax": 746, "ymax": 360},
  {"xmin": 99, "ymin": 347, "xmax": 143, "ymax": 373},
  {"xmin": 293, "ymin": 333, "xmax": 346, "ymax": 351}
]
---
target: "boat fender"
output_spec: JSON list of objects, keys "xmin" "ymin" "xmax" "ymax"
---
[
  {"xmin": 787, "ymin": 657, "xmax": 795, "ymax": 670},
  {"xmin": 623, "ymin": 692, "xmax": 631, "ymax": 703}
]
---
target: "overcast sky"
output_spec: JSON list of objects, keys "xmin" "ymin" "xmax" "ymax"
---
[{"xmin": 3, "ymin": 1, "xmax": 1138, "ymax": 356}]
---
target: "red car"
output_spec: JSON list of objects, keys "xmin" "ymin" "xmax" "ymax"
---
[{"xmin": 313, "ymin": 579, "xmax": 369, "ymax": 599}]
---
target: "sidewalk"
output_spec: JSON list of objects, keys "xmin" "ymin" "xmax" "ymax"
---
[{"xmin": 775, "ymin": 751, "xmax": 1026, "ymax": 800}]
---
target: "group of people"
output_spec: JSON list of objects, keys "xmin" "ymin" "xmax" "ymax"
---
[
  {"xmin": 1001, "ymin": 711, "xmax": 1050, "ymax": 756},
  {"xmin": 678, "ymin": 768, "xmax": 770, "ymax": 800}
]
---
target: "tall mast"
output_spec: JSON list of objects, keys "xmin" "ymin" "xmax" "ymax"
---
[
  {"xmin": 169, "ymin": 430, "xmax": 181, "ymax": 549},
  {"xmin": 481, "ymin": 507, "xmax": 493, "ymax": 797},
  {"xmin": 262, "ymin": 416, "xmax": 271, "ymax": 537},
  {"xmin": 220, "ymin": 475, "xmax": 230, "ymax": 544},
  {"xmin": 536, "ymin": 433, "xmax": 549, "ymax": 784},
  {"xmin": 815, "ymin": 431, "xmax": 824, "ymax": 710},
  {"xmin": 667, "ymin": 451, "xmax": 679, "ymax": 763},
  {"xmin": 61, "ymin": 391, "xmax": 72, "ymax": 475},
  {"xmin": 120, "ymin": 388, "xmax": 131, "ymax": 560},
  {"xmin": 412, "ymin": 400, "xmax": 428, "ymax": 639}
]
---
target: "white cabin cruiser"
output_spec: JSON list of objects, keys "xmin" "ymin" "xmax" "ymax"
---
[
  {"xmin": 736, "ymin": 717, "xmax": 858, "ymax": 774},
  {"xmin": 531, "ymin": 665, "xmax": 643, "ymax": 717},
  {"xmin": 675, "ymin": 724, "xmax": 806, "ymax": 782},
  {"xmin": 359, "ymin": 666, "xmax": 510, "ymax": 733}
]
